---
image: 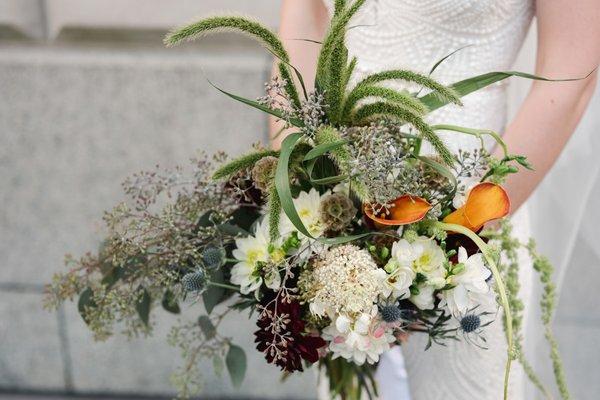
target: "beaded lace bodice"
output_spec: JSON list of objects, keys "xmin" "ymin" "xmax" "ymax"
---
[
  {"xmin": 320, "ymin": 1, "xmax": 535, "ymax": 399},
  {"xmin": 323, "ymin": 0, "xmax": 534, "ymax": 153}
]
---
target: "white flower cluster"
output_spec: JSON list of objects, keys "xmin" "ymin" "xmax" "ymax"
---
[{"xmin": 308, "ymin": 244, "xmax": 386, "ymax": 317}]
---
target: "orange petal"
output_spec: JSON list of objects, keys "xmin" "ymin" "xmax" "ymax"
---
[
  {"xmin": 364, "ymin": 195, "xmax": 432, "ymax": 226},
  {"xmin": 443, "ymin": 182, "xmax": 510, "ymax": 231}
]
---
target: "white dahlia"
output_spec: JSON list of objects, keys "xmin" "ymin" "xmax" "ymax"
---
[
  {"xmin": 231, "ymin": 219, "xmax": 282, "ymax": 295},
  {"xmin": 281, "ymin": 188, "xmax": 328, "ymax": 239},
  {"xmin": 323, "ymin": 307, "xmax": 395, "ymax": 365}
]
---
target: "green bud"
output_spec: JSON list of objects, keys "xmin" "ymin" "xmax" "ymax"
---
[{"xmin": 452, "ymin": 263, "xmax": 465, "ymax": 275}]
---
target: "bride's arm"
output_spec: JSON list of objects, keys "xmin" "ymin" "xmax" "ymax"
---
[
  {"xmin": 270, "ymin": 0, "xmax": 328, "ymax": 149},
  {"xmin": 499, "ymin": 0, "xmax": 600, "ymax": 212}
]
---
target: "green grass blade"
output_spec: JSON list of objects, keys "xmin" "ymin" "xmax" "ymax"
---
[
  {"xmin": 208, "ymin": 80, "xmax": 304, "ymax": 127},
  {"xmin": 419, "ymin": 70, "xmax": 595, "ymax": 113}
]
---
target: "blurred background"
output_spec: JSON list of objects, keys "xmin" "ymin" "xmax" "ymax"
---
[{"xmin": 1, "ymin": 1, "xmax": 599, "ymax": 399}]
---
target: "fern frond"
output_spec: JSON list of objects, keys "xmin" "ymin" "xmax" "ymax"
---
[
  {"xmin": 352, "ymin": 102, "xmax": 454, "ymax": 166},
  {"xmin": 351, "ymin": 69, "xmax": 462, "ymax": 106},
  {"xmin": 268, "ymin": 185, "xmax": 281, "ymax": 243},
  {"xmin": 342, "ymin": 85, "xmax": 428, "ymax": 122},
  {"xmin": 315, "ymin": 0, "xmax": 366, "ymax": 91},
  {"xmin": 213, "ymin": 149, "xmax": 279, "ymax": 180}
]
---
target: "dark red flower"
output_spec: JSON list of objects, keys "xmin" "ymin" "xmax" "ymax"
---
[{"xmin": 254, "ymin": 295, "xmax": 326, "ymax": 372}]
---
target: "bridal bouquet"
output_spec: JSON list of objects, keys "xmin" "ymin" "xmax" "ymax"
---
[{"xmin": 45, "ymin": 1, "xmax": 571, "ymax": 399}]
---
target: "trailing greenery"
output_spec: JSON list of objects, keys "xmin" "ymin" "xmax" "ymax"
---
[
  {"xmin": 527, "ymin": 239, "xmax": 571, "ymax": 400},
  {"xmin": 213, "ymin": 149, "xmax": 279, "ymax": 180},
  {"xmin": 349, "ymin": 69, "xmax": 462, "ymax": 107},
  {"xmin": 351, "ymin": 102, "xmax": 454, "ymax": 166},
  {"xmin": 483, "ymin": 221, "xmax": 570, "ymax": 400},
  {"xmin": 268, "ymin": 184, "xmax": 281, "ymax": 243}
]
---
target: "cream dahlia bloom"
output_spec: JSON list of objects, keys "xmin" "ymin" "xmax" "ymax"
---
[
  {"xmin": 441, "ymin": 247, "xmax": 493, "ymax": 315},
  {"xmin": 323, "ymin": 307, "xmax": 395, "ymax": 365},
  {"xmin": 231, "ymin": 219, "xmax": 282, "ymax": 295}
]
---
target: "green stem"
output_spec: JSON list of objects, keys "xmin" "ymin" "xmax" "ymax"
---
[
  {"xmin": 434, "ymin": 221, "xmax": 513, "ymax": 400},
  {"xmin": 207, "ymin": 281, "xmax": 239, "ymax": 291}
]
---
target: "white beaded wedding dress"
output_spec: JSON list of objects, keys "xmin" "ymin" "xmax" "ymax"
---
[{"xmin": 320, "ymin": 1, "xmax": 537, "ymax": 399}]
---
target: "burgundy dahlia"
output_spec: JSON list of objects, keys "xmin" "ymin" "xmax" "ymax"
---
[{"xmin": 254, "ymin": 296, "xmax": 326, "ymax": 372}]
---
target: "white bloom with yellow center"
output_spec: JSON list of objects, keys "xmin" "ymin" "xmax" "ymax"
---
[
  {"xmin": 231, "ymin": 219, "xmax": 282, "ymax": 295},
  {"xmin": 441, "ymin": 247, "xmax": 492, "ymax": 315},
  {"xmin": 281, "ymin": 188, "xmax": 328, "ymax": 239},
  {"xmin": 323, "ymin": 307, "xmax": 395, "ymax": 365}
]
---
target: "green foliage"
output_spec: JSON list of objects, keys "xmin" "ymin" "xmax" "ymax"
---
[
  {"xmin": 226, "ymin": 344, "xmax": 247, "ymax": 388},
  {"xmin": 202, "ymin": 269, "xmax": 225, "ymax": 314},
  {"xmin": 316, "ymin": 0, "xmax": 366, "ymax": 92},
  {"xmin": 198, "ymin": 315, "xmax": 217, "ymax": 339},
  {"xmin": 268, "ymin": 184, "xmax": 281, "ymax": 243},
  {"xmin": 165, "ymin": 16, "xmax": 301, "ymax": 111},
  {"xmin": 165, "ymin": 16, "xmax": 289, "ymax": 61},
  {"xmin": 162, "ymin": 290, "xmax": 181, "ymax": 314},
  {"xmin": 334, "ymin": 0, "xmax": 347, "ymax": 16},
  {"xmin": 136, "ymin": 288, "xmax": 151, "ymax": 326},
  {"xmin": 314, "ymin": 126, "xmax": 352, "ymax": 173},
  {"xmin": 351, "ymin": 102, "xmax": 454, "ymax": 166},
  {"xmin": 342, "ymin": 85, "xmax": 428, "ymax": 121},
  {"xmin": 350, "ymin": 69, "xmax": 462, "ymax": 107},
  {"xmin": 213, "ymin": 149, "xmax": 279, "ymax": 180},
  {"xmin": 418, "ymin": 70, "xmax": 591, "ymax": 113}
]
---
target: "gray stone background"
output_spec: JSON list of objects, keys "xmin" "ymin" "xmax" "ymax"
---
[{"xmin": 1, "ymin": 1, "xmax": 599, "ymax": 400}]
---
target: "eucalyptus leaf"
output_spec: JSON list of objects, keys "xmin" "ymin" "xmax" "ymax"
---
[
  {"xmin": 77, "ymin": 287, "xmax": 95, "ymax": 324},
  {"xmin": 198, "ymin": 315, "xmax": 217, "ymax": 339},
  {"xmin": 202, "ymin": 269, "xmax": 225, "ymax": 314},
  {"xmin": 161, "ymin": 289, "xmax": 181, "ymax": 314},
  {"xmin": 136, "ymin": 288, "xmax": 152, "ymax": 326},
  {"xmin": 226, "ymin": 344, "xmax": 247, "ymax": 388}
]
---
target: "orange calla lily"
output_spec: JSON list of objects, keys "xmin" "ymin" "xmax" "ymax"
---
[
  {"xmin": 443, "ymin": 182, "xmax": 510, "ymax": 231},
  {"xmin": 364, "ymin": 195, "xmax": 432, "ymax": 226}
]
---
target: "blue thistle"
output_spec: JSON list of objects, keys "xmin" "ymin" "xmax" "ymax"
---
[
  {"xmin": 460, "ymin": 314, "xmax": 481, "ymax": 333},
  {"xmin": 182, "ymin": 270, "xmax": 206, "ymax": 292},
  {"xmin": 202, "ymin": 246, "xmax": 225, "ymax": 270},
  {"xmin": 380, "ymin": 305, "xmax": 403, "ymax": 323}
]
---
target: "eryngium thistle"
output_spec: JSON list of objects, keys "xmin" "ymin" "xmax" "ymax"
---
[
  {"xmin": 202, "ymin": 246, "xmax": 225, "ymax": 270},
  {"xmin": 251, "ymin": 156, "xmax": 278, "ymax": 192},
  {"xmin": 380, "ymin": 305, "xmax": 403, "ymax": 323},
  {"xmin": 460, "ymin": 314, "xmax": 481, "ymax": 333},
  {"xmin": 319, "ymin": 193, "xmax": 356, "ymax": 232},
  {"xmin": 181, "ymin": 270, "xmax": 206, "ymax": 292}
]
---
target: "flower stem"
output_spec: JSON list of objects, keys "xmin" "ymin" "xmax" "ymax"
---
[
  {"xmin": 434, "ymin": 221, "xmax": 513, "ymax": 400},
  {"xmin": 207, "ymin": 281, "xmax": 239, "ymax": 291}
]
